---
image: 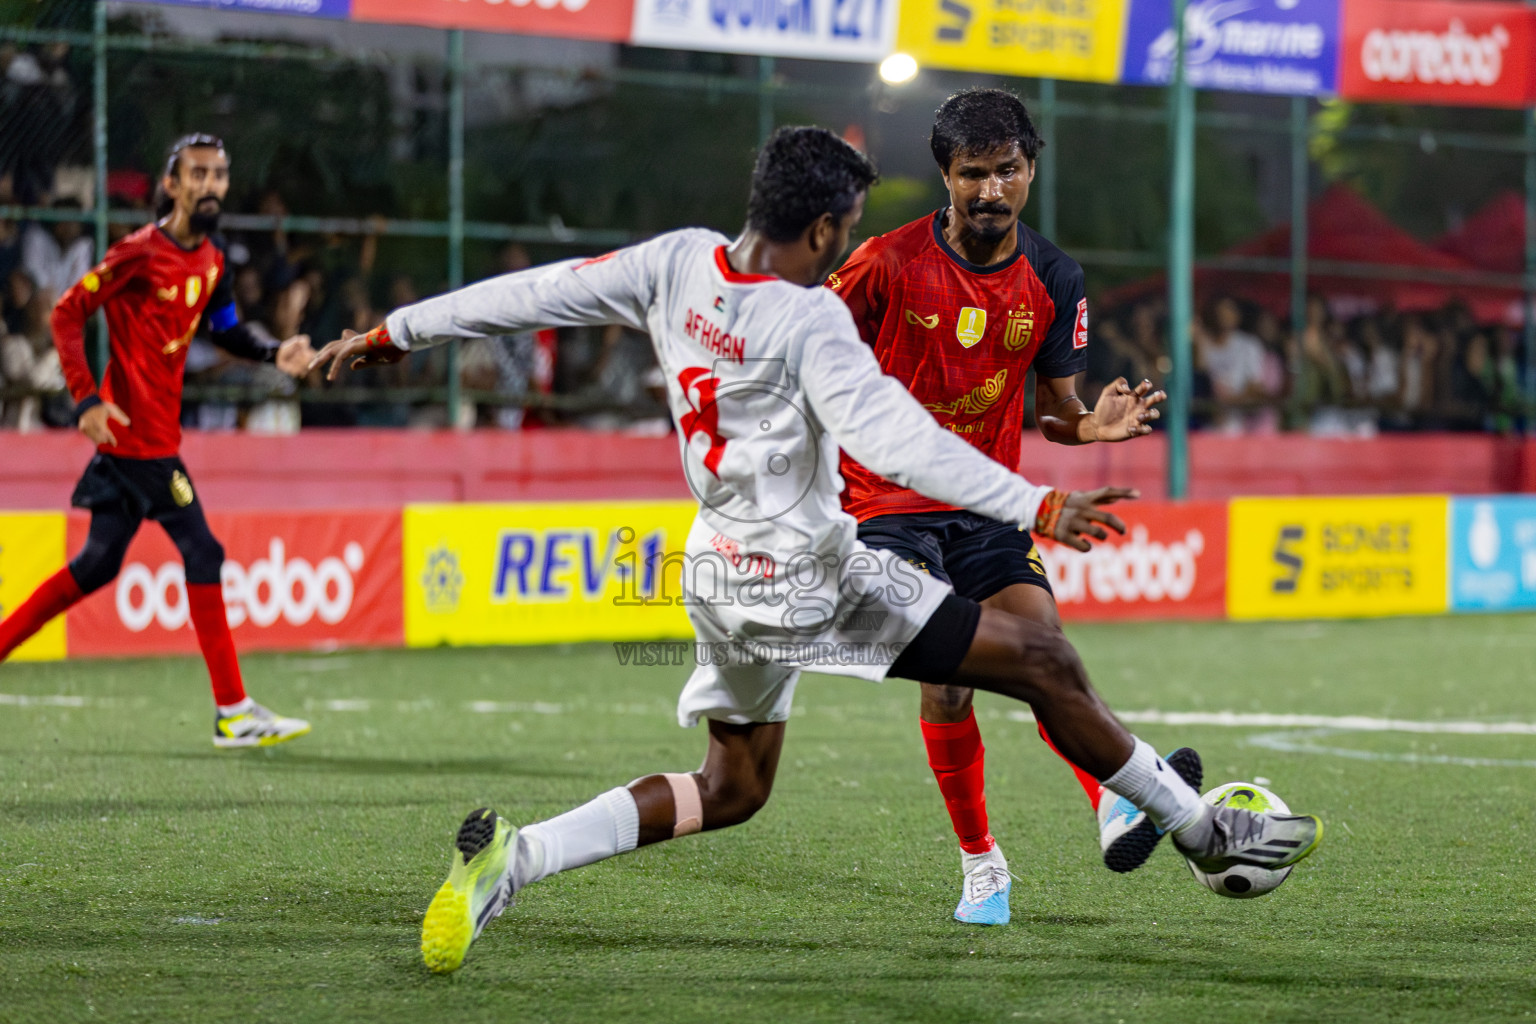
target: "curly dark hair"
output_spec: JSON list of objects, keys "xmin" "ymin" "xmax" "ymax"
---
[
  {"xmin": 746, "ymin": 126, "xmax": 879, "ymax": 243},
  {"xmin": 929, "ymin": 88, "xmax": 1044, "ymax": 170}
]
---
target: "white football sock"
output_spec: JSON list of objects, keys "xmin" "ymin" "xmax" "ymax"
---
[
  {"xmin": 1102, "ymin": 737, "xmax": 1206, "ymax": 834},
  {"xmin": 217, "ymin": 697, "xmax": 254, "ymax": 716},
  {"xmin": 961, "ymin": 844, "xmax": 1006, "ymax": 876},
  {"xmin": 519, "ymin": 787, "xmax": 640, "ymax": 885}
]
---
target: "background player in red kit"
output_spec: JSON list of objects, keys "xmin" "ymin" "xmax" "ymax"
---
[
  {"xmin": 829, "ymin": 90, "xmax": 1180, "ymax": 924},
  {"xmin": 0, "ymin": 134, "xmax": 314, "ymax": 748}
]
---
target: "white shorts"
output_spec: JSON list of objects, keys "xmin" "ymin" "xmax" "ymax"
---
[{"xmin": 674, "ymin": 523, "xmax": 952, "ymax": 727}]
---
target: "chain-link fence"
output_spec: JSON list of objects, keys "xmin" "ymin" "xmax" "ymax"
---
[{"xmin": 1, "ymin": 0, "xmax": 1532, "ymax": 437}]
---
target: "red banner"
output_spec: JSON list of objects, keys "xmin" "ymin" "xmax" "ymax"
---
[
  {"xmin": 66, "ymin": 510, "xmax": 402, "ymax": 657},
  {"xmin": 1037, "ymin": 501, "xmax": 1228, "ymax": 622},
  {"xmin": 350, "ymin": 0, "xmax": 633, "ymax": 41},
  {"xmin": 1339, "ymin": 0, "xmax": 1536, "ymax": 108}
]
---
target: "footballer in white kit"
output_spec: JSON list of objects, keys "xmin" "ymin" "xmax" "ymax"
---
[{"xmin": 310, "ymin": 126, "xmax": 1323, "ymax": 975}]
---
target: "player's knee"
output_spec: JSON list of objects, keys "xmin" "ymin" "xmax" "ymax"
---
[
  {"xmin": 69, "ymin": 538, "xmax": 128, "ymax": 595},
  {"xmin": 698, "ymin": 766, "xmax": 773, "ymax": 828},
  {"xmin": 997, "ymin": 620, "xmax": 1084, "ymax": 696},
  {"xmin": 181, "ymin": 534, "xmax": 225, "ymax": 585}
]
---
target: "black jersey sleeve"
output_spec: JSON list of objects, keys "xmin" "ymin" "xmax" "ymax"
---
[
  {"xmin": 1026, "ymin": 228, "xmax": 1088, "ymax": 380},
  {"xmin": 204, "ymin": 234, "xmax": 276, "ymax": 363}
]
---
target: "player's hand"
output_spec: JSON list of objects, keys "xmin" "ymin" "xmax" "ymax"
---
[
  {"xmin": 1087, "ymin": 378, "xmax": 1166, "ymax": 442},
  {"xmin": 309, "ymin": 328, "xmax": 405, "ymax": 381},
  {"xmin": 276, "ymin": 334, "xmax": 315, "ymax": 378},
  {"xmin": 79, "ymin": 401, "xmax": 130, "ymax": 447},
  {"xmin": 1053, "ymin": 486, "xmax": 1137, "ymax": 552}
]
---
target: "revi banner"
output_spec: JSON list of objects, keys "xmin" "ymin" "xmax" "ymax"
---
[{"xmin": 114, "ymin": 0, "xmax": 353, "ymax": 17}]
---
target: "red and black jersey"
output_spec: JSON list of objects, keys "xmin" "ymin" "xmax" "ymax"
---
[
  {"xmin": 828, "ymin": 210, "xmax": 1088, "ymax": 522},
  {"xmin": 52, "ymin": 224, "xmax": 226, "ymax": 460}
]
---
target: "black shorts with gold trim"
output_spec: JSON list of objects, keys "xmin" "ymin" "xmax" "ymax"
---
[{"xmin": 857, "ymin": 509, "xmax": 1052, "ymax": 602}]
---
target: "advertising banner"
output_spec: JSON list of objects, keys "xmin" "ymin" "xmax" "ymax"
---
[
  {"xmin": 65, "ymin": 510, "xmax": 402, "ymax": 657},
  {"xmin": 0, "ymin": 512, "xmax": 67, "ymax": 662},
  {"xmin": 404, "ymin": 501, "xmax": 696, "ymax": 648},
  {"xmin": 351, "ymin": 0, "xmax": 635, "ymax": 41},
  {"xmin": 632, "ymin": 0, "xmax": 895, "ymax": 61},
  {"xmin": 896, "ymin": 0, "xmax": 1128, "ymax": 83},
  {"xmin": 1121, "ymin": 0, "xmax": 1338, "ymax": 95},
  {"xmin": 1339, "ymin": 0, "xmax": 1535, "ymax": 109},
  {"xmin": 1227, "ymin": 496, "xmax": 1449, "ymax": 620},
  {"xmin": 1037, "ymin": 500, "xmax": 1227, "ymax": 622},
  {"xmin": 1450, "ymin": 496, "xmax": 1536, "ymax": 612},
  {"xmin": 115, "ymin": 0, "xmax": 352, "ymax": 17}
]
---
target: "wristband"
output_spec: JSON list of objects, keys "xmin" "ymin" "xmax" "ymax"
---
[
  {"xmin": 362, "ymin": 323, "xmax": 393, "ymax": 350},
  {"xmin": 73, "ymin": 394, "xmax": 103, "ymax": 423},
  {"xmin": 1033, "ymin": 489, "xmax": 1068, "ymax": 538}
]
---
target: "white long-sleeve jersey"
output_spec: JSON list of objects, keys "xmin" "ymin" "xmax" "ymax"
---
[{"xmin": 386, "ymin": 228, "xmax": 1055, "ymax": 564}]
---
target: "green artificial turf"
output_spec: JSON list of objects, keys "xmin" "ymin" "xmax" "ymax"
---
[{"xmin": 2, "ymin": 616, "xmax": 1534, "ymax": 1023}]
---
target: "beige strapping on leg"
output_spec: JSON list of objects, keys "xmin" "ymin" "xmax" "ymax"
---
[{"xmin": 663, "ymin": 772, "xmax": 702, "ymax": 837}]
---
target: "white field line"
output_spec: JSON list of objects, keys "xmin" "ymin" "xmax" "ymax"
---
[
  {"xmin": 1007, "ymin": 709, "xmax": 1536, "ymax": 736},
  {"xmin": 1248, "ymin": 728, "xmax": 1536, "ymax": 769},
  {"xmin": 0, "ymin": 693, "xmax": 88, "ymax": 707}
]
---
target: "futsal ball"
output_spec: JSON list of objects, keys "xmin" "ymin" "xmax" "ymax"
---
[{"xmin": 1186, "ymin": 782, "xmax": 1294, "ymax": 899}]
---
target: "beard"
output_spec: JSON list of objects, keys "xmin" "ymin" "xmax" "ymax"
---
[
  {"xmin": 189, "ymin": 198, "xmax": 222, "ymax": 233},
  {"xmin": 965, "ymin": 201, "xmax": 1014, "ymax": 244}
]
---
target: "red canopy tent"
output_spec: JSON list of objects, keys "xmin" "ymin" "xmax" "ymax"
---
[
  {"xmin": 1104, "ymin": 184, "xmax": 1522, "ymax": 324},
  {"xmin": 1435, "ymin": 191, "xmax": 1525, "ymax": 274}
]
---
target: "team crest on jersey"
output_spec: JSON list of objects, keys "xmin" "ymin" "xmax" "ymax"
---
[
  {"xmin": 170, "ymin": 471, "xmax": 194, "ymax": 508},
  {"xmin": 1003, "ymin": 309, "xmax": 1035, "ymax": 351},
  {"xmin": 206, "ymin": 266, "xmax": 220, "ymax": 287},
  {"xmin": 956, "ymin": 307, "xmax": 987, "ymax": 348},
  {"xmin": 184, "ymin": 275, "xmax": 203, "ymax": 308}
]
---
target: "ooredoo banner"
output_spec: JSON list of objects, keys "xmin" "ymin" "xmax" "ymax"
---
[
  {"xmin": 65, "ymin": 510, "xmax": 402, "ymax": 657},
  {"xmin": 1339, "ymin": 0, "xmax": 1536, "ymax": 108},
  {"xmin": 1037, "ymin": 501, "xmax": 1227, "ymax": 621},
  {"xmin": 1122, "ymin": 0, "xmax": 1339, "ymax": 95},
  {"xmin": 631, "ymin": 0, "xmax": 895, "ymax": 61},
  {"xmin": 351, "ymin": 0, "xmax": 635, "ymax": 41}
]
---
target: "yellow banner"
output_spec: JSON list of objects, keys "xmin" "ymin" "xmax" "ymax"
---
[
  {"xmin": 0, "ymin": 512, "xmax": 67, "ymax": 661},
  {"xmin": 403, "ymin": 502, "xmax": 697, "ymax": 647},
  {"xmin": 1227, "ymin": 497, "xmax": 1449, "ymax": 621},
  {"xmin": 897, "ymin": 0, "xmax": 1127, "ymax": 82}
]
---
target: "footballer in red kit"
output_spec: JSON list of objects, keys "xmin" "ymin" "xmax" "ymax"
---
[
  {"xmin": 0, "ymin": 134, "xmax": 314, "ymax": 748},
  {"xmin": 830, "ymin": 90, "xmax": 1184, "ymax": 924}
]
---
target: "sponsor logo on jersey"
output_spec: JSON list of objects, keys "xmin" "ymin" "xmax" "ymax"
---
[
  {"xmin": 158, "ymin": 286, "xmax": 178, "ymax": 303},
  {"xmin": 826, "ymin": 272, "xmax": 843, "ymax": 289},
  {"xmin": 1074, "ymin": 297, "xmax": 1089, "ymax": 349},
  {"xmin": 1004, "ymin": 309, "xmax": 1035, "ymax": 351},
  {"xmin": 924, "ymin": 368, "xmax": 1008, "ymax": 418},
  {"xmin": 905, "ymin": 309, "xmax": 940, "ymax": 329},
  {"xmin": 956, "ymin": 306, "xmax": 987, "ymax": 348},
  {"xmin": 185, "ymin": 275, "xmax": 203, "ymax": 308},
  {"xmin": 82, "ymin": 271, "xmax": 101, "ymax": 294}
]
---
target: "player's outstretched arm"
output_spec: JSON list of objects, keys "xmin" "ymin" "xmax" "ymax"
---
[
  {"xmin": 310, "ymin": 240, "xmax": 664, "ymax": 380},
  {"xmin": 801, "ymin": 305, "xmax": 1132, "ymax": 549}
]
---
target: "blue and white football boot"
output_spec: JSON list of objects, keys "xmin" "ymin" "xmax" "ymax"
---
[
  {"xmin": 1098, "ymin": 747, "xmax": 1204, "ymax": 873},
  {"xmin": 953, "ymin": 846, "xmax": 1012, "ymax": 926}
]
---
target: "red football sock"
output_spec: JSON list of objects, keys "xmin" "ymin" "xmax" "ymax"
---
[
  {"xmin": 0, "ymin": 568, "xmax": 84, "ymax": 660},
  {"xmin": 187, "ymin": 583, "xmax": 247, "ymax": 707},
  {"xmin": 1037, "ymin": 719, "xmax": 1105, "ymax": 809},
  {"xmin": 921, "ymin": 710, "xmax": 995, "ymax": 855}
]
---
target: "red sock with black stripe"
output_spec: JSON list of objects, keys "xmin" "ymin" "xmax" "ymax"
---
[
  {"xmin": 1037, "ymin": 719, "xmax": 1106, "ymax": 810},
  {"xmin": 0, "ymin": 568, "xmax": 83, "ymax": 660},
  {"xmin": 920, "ymin": 710, "xmax": 994, "ymax": 855},
  {"xmin": 187, "ymin": 583, "xmax": 247, "ymax": 708}
]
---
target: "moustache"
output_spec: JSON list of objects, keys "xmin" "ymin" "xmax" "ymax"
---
[
  {"xmin": 967, "ymin": 202, "xmax": 1012, "ymax": 218},
  {"xmin": 196, "ymin": 196, "xmax": 222, "ymax": 208}
]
